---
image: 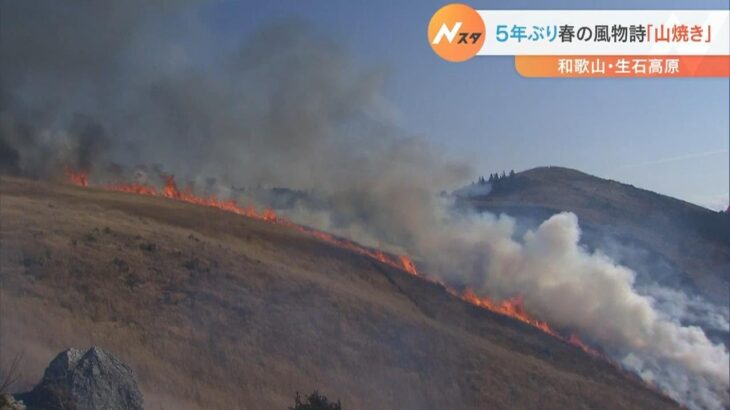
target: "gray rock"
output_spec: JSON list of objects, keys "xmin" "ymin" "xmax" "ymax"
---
[
  {"xmin": 0, "ymin": 393, "xmax": 26, "ymax": 410},
  {"xmin": 16, "ymin": 347, "xmax": 143, "ymax": 410}
]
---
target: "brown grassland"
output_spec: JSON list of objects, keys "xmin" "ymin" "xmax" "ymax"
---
[{"xmin": 0, "ymin": 176, "xmax": 677, "ymax": 409}]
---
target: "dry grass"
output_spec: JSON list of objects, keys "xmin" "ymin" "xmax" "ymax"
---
[{"xmin": 0, "ymin": 176, "xmax": 677, "ymax": 409}]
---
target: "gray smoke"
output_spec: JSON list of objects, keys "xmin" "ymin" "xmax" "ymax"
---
[
  {"xmin": 428, "ymin": 212, "xmax": 729, "ymax": 409},
  {"xmin": 1, "ymin": 2, "xmax": 727, "ymax": 409}
]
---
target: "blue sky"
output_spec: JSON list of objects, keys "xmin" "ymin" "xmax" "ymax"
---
[{"xmin": 202, "ymin": 0, "xmax": 729, "ymax": 209}]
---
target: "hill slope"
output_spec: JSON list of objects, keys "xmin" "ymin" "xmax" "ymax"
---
[
  {"xmin": 465, "ymin": 166, "xmax": 730, "ymax": 306},
  {"xmin": 0, "ymin": 177, "xmax": 677, "ymax": 409}
]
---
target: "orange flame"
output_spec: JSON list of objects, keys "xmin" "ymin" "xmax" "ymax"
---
[
  {"xmin": 459, "ymin": 289, "xmax": 601, "ymax": 355},
  {"xmin": 461, "ymin": 290, "xmax": 552, "ymax": 331},
  {"xmin": 158, "ymin": 174, "xmax": 280, "ymax": 219},
  {"xmin": 399, "ymin": 255, "xmax": 419, "ymax": 276},
  {"xmin": 64, "ymin": 167, "xmax": 89, "ymax": 187},
  {"xmin": 104, "ymin": 182, "xmax": 158, "ymax": 196},
  {"xmin": 65, "ymin": 170, "xmax": 603, "ymax": 358}
]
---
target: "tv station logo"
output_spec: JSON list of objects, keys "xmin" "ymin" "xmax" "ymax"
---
[
  {"xmin": 428, "ymin": 3, "xmax": 485, "ymax": 62},
  {"xmin": 427, "ymin": 5, "xmax": 729, "ymax": 77}
]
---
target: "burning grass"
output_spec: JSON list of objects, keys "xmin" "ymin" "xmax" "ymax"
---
[
  {"xmin": 1, "ymin": 174, "xmax": 678, "ymax": 409},
  {"xmin": 64, "ymin": 167, "xmax": 601, "ymax": 358}
]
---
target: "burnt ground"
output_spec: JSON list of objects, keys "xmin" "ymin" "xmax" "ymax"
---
[{"xmin": 0, "ymin": 176, "xmax": 678, "ymax": 409}]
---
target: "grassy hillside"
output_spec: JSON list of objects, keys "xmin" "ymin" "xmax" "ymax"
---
[
  {"xmin": 0, "ymin": 177, "xmax": 677, "ymax": 409},
  {"xmin": 466, "ymin": 166, "xmax": 730, "ymax": 305}
]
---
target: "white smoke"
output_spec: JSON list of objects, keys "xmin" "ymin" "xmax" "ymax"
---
[
  {"xmin": 2, "ymin": 2, "xmax": 727, "ymax": 407},
  {"xmin": 641, "ymin": 283, "xmax": 730, "ymax": 335},
  {"xmin": 446, "ymin": 212, "xmax": 729, "ymax": 409},
  {"xmin": 291, "ymin": 191, "xmax": 729, "ymax": 409}
]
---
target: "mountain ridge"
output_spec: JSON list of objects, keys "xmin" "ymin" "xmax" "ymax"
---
[{"xmin": 464, "ymin": 165, "xmax": 729, "ymax": 306}]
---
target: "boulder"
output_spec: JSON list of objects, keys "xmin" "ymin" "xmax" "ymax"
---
[
  {"xmin": 0, "ymin": 393, "xmax": 26, "ymax": 410},
  {"xmin": 16, "ymin": 347, "xmax": 143, "ymax": 410}
]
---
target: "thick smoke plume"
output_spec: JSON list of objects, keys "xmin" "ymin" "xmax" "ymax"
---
[{"xmin": 1, "ymin": 2, "xmax": 727, "ymax": 408}]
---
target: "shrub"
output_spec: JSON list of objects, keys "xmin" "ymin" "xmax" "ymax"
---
[{"xmin": 289, "ymin": 390, "xmax": 342, "ymax": 410}]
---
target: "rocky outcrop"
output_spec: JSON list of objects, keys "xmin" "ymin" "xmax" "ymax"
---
[
  {"xmin": 0, "ymin": 393, "xmax": 26, "ymax": 410},
  {"xmin": 15, "ymin": 347, "xmax": 143, "ymax": 410}
]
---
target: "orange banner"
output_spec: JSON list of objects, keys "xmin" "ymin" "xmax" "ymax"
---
[{"xmin": 515, "ymin": 56, "xmax": 730, "ymax": 77}]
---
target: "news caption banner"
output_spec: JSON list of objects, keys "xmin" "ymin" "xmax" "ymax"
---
[{"xmin": 428, "ymin": 4, "xmax": 730, "ymax": 77}]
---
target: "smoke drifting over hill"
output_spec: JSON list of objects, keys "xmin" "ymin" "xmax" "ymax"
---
[{"xmin": 1, "ymin": 1, "xmax": 727, "ymax": 408}]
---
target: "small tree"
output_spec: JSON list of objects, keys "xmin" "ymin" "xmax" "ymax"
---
[
  {"xmin": 509, "ymin": 169, "xmax": 515, "ymax": 178},
  {"xmin": 289, "ymin": 390, "xmax": 342, "ymax": 410}
]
